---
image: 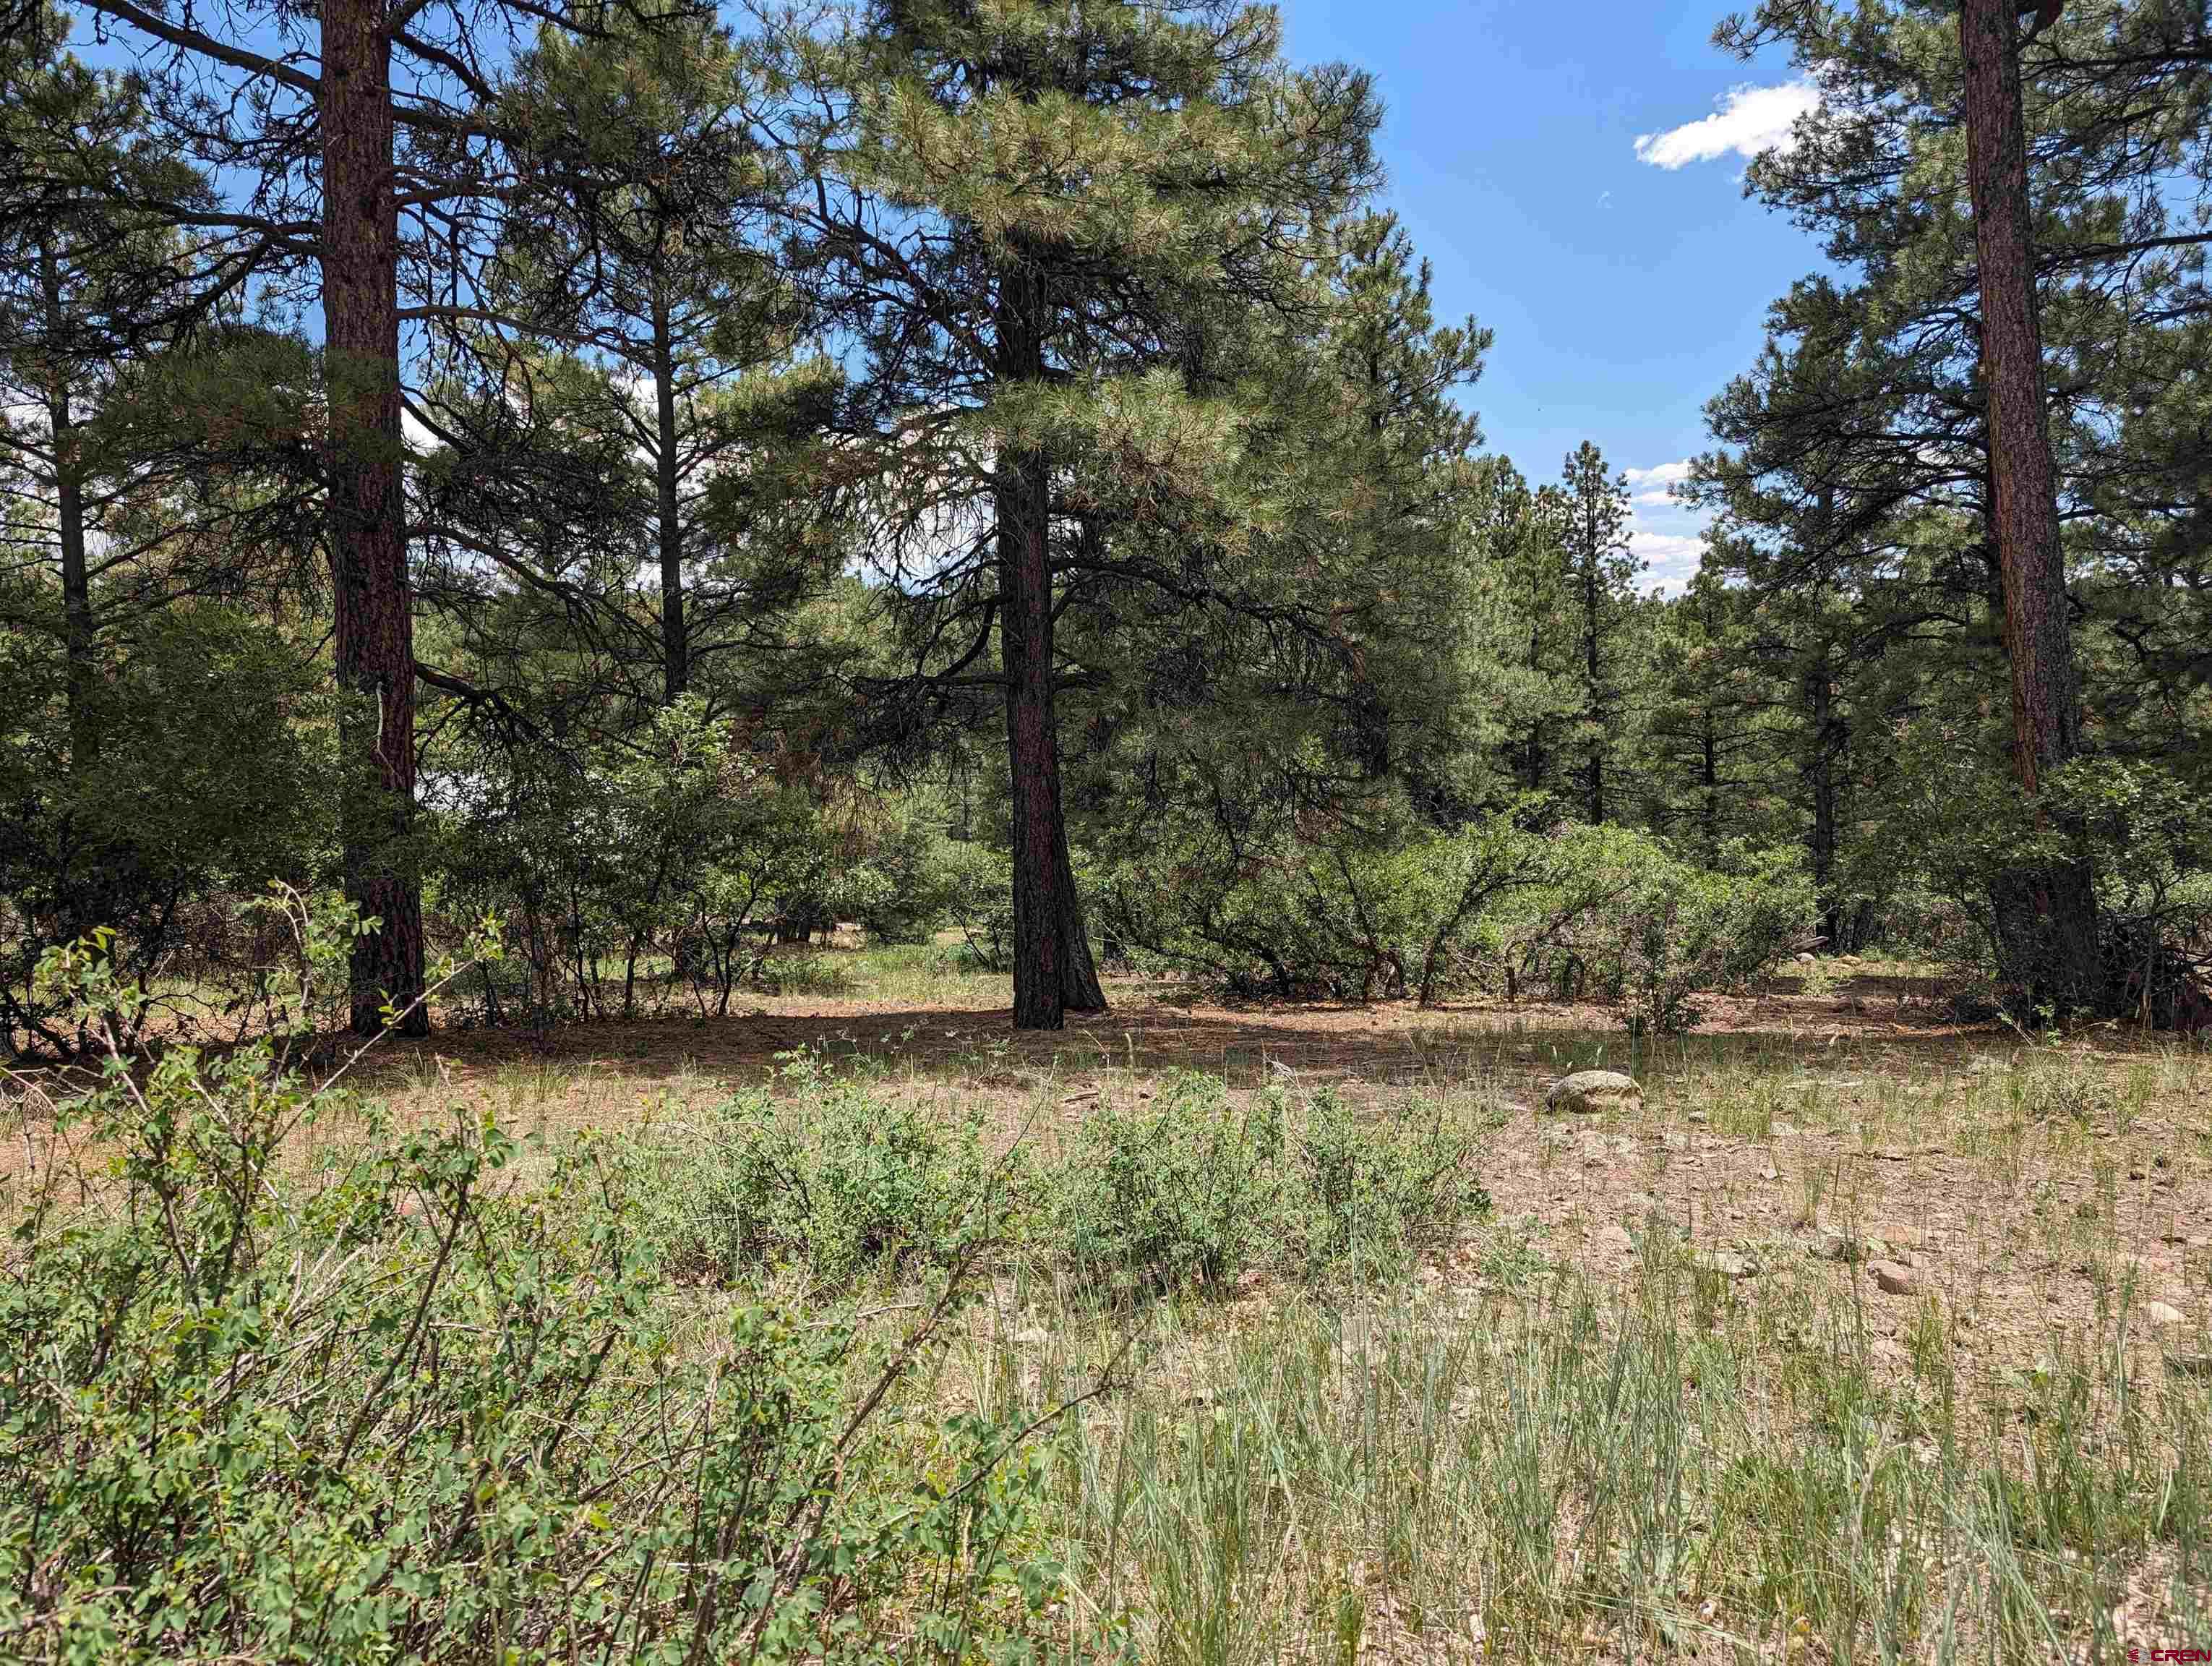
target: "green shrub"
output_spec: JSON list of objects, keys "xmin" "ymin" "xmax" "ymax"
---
[
  {"xmin": 1049, "ymin": 1077, "xmax": 1490, "ymax": 1290},
  {"xmin": 0, "ymin": 936, "xmax": 1056, "ymax": 1664},
  {"xmin": 1506, "ymin": 828, "xmax": 1814, "ymax": 1035},
  {"xmin": 1094, "ymin": 806, "xmax": 1559, "ymax": 1003},
  {"xmin": 0, "ymin": 606, "xmax": 336, "ymax": 1058},
  {"xmin": 943, "ymin": 840, "xmax": 1016, "ymax": 973},
  {"xmin": 751, "ymin": 945, "xmax": 852, "ymax": 996},
  {"xmin": 644, "ymin": 1052, "xmax": 1001, "ymax": 1286},
  {"xmin": 1291, "ymin": 1088, "xmax": 1490, "ymax": 1278},
  {"xmin": 1097, "ymin": 803, "xmax": 1809, "ymax": 1030},
  {"xmin": 1053, "ymin": 1073, "xmax": 1285, "ymax": 1290}
]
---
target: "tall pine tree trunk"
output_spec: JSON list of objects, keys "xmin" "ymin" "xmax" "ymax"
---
[
  {"xmin": 1582, "ymin": 558, "xmax": 1604, "ymax": 825},
  {"xmin": 994, "ymin": 258, "xmax": 1104, "ymax": 1030},
  {"xmin": 323, "ymin": 0, "xmax": 425, "ymax": 1035},
  {"xmin": 653, "ymin": 282, "xmax": 687, "ymax": 704},
  {"xmin": 38, "ymin": 242, "xmax": 95, "ymax": 768},
  {"xmin": 1807, "ymin": 659, "xmax": 1841, "ymax": 949},
  {"xmin": 1958, "ymin": 0, "xmax": 2101, "ymax": 1014}
]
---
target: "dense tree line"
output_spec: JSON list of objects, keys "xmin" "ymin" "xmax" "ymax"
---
[{"xmin": 2, "ymin": 0, "xmax": 2206, "ymax": 1053}]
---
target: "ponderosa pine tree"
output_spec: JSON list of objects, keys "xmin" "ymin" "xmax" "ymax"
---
[
  {"xmin": 2, "ymin": 17, "xmax": 184, "ymax": 762},
  {"xmin": 1644, "ymin": 565, "xmax": 1762, "ymax": 862},
  {"xmin": 1068, "ymin": 207, "xmax": 1504, "ymax": 952},
  {"xmin": 1702, "ymin": 0, "xmax": 2212, "ymax": 1012},
  {"xmin": 789, "ymin": 0, "xmax": 1381, "ymax": 1028},
  {"xmin": 1, "ymin": 18, "xmax": 346, "ymax": 1055},
  {"xmin": 0, "ymin": 13, "xmax": 314, "ymax": 746},
  {"xmin": 1959, "ymin": 0, "xmax": 2100, "ymax": 1008},
  {"xmin": 495, "ymin": 13, "xmax": 810, "ymax": 708},
  {"xmin": 80, "ymin": 0, "xmax": 710, "ymax": 1031},
  {"xmin": 1483, "ymin": 463, "xmax": 1580, "ymax": 800},
  {"xmin": 1557, "ymin": 441, "xmax": 1640, "ymax": 826}
]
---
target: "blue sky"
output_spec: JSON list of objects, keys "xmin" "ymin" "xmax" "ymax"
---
[
  {"xmin": 1277, "ymin": 0, "xmax": 1827, "ymax": 589},
  {"xmin": 64, "ymin": 0, "xmax": 1822, "ymax": 589}
]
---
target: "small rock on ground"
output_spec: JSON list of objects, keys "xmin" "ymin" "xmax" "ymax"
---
[
  {"xmin": 2147, "ymin": 1301, "xmax": 2187, "ymax": 1327},
  {"xmin": 1869, "ymin": 1259, "xmax": 1918, "ymax": 1296},
  {"xmin": 1698, "ymin": 1250, "xmax": 1758, "ymax": 1280},
  {"xmin": 1544, "ymin": 1070, "xmax": 1642, "ymax": 1115}
]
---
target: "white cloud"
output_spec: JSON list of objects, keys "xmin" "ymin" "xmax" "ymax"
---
[
  {"xmin": 1624, "ymin": 458, "xmax": 1694, "ymax": 505},
  {"xmin": 1631, "ymin": 530, "xmax": 1705, "ymax": 594},
  {"xmin": 1634, "ymin": 80, "xmax": 1819, "ymax": 170}
]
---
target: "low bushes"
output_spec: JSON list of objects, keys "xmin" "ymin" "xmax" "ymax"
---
[
  {"xmin": 643, "ymin": 1066, "xmax": 1492, "ymax": 1299},
  {"xmin": 640, "ymin": 1053, "xmax": 1006, "ymax": 1287},
  {"xmin": 1291, "ymin": 1084, "xmax": 1490, "ymax": 1278},
  {"xmin": 1506, "ymin": 829, "xmax": 1817, "ymax": 1035},
  {"xmin": 434, "ymin": 700, "xmax": 964, "ymax": 1026},
  {"xmin": 1052, "ymin": 1072, "xmax": 1489, "ymax": 1290},
  {"xmin": 0, "ymin": 1034, "xmax": 1053, "ymax": 1663},
  {"xmin": 1097, "ymin": 809, "xmax": 1814, "ymax": 1033},
  {"xmin": 1, "ymin": 920, "xmax": 1491, "ymax": 1662}
]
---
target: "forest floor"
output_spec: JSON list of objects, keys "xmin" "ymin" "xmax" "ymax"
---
[
  {"xmin": 15, "ymin": 952, "xmax": 2212, "ymax": 1658},
  {"xmin": 35, "ymin": 950, "xmax": 2212, "ymax": 1369},
  {"xmin": 358, "ymin": 952, "xmax": 2212, "ymax": 1660},
  {"xmin": 362, "ymin": 953, "xmax": 2212, "ymax": 1389}
]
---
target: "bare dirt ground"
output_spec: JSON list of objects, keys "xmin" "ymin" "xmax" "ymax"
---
[
  {"xmin": 322, "ymin": 963, "xmax": 2212, "ymax": 1386},
  {"xmin": 14, "ymin": 962, "xmax": 2210, "ymax": 1383}
]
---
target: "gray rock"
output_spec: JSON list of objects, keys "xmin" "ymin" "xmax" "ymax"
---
[
  {"xmin": 1544, "ymin": 1069, "xmax": 1643, "ymax": 1115},
  {"xmin": 1698, "ymin": 1250, "xmax": 1758, "ymax": 1279},
  {"xmin": 2147, "ymin": 1300, "xmax": 2187, "ymax": 1327}
]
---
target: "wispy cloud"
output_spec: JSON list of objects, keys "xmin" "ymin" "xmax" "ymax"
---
[
  {"xmin": 1634, "ymin": 80, "xmax": 1819, "ymax": 170},
  {"xmin": 1623, "ymin": 459, "xmax": 1693, "ymax": 505}
]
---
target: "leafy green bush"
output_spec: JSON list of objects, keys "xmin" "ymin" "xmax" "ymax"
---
[
  {"xmin": 435, "ymin": 704, "xmax": 958, "ymax": 1022},
  {"xmin": 1094, "ymin": 806, "xmax": 1560, "ymax": 1003},
  {"xmin": 1049, "ymin": 1076, "xmax": 1490, "ymax": 1290},
  {"xmin": 0, "ymin": 605, "xmax": 335, "ymax": 1057},
  {"xmin": 1095, "ymin": 801, "xmax": 1810, "ymax": 1030},
  {"xmin": 0, "ymin": 936, "xmax": 1056, "ymax": 1664},
  {"xmin": 1506, "ymin": 828, "xmax": 1814, "ymax": 1034},
  {"xmin": 1053, "ymin": 1073, "xmax": 1285, "ymax": 1290},
  {"xmin": 643, "ymin": 1051, "xmax": 1001, "ymax": 1286},
  {"xmin": 943, "ymin": 840, "xmax": 1016, "ymax": 973},
  {"xmin": 1291, "ymin": 1088, "xmax": 1490, "ymax": 1278}
]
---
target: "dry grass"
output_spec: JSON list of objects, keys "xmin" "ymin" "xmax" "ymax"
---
[{"xmin": 11, "ymin": 953, "xmax": 2211, "ymax": 1659}]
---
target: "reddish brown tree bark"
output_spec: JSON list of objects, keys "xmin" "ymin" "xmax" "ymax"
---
[
  {"xmin": 1958, "ymin": 0, "xmax": 2101, "ymax": 1013},
  {"xmin": 994, "ymin": 257, "xmax": 1105, "ymax": 1031},
  {"xmin": 322, "ymin": 0, "xmax": 426, "ymax": 1035}
]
